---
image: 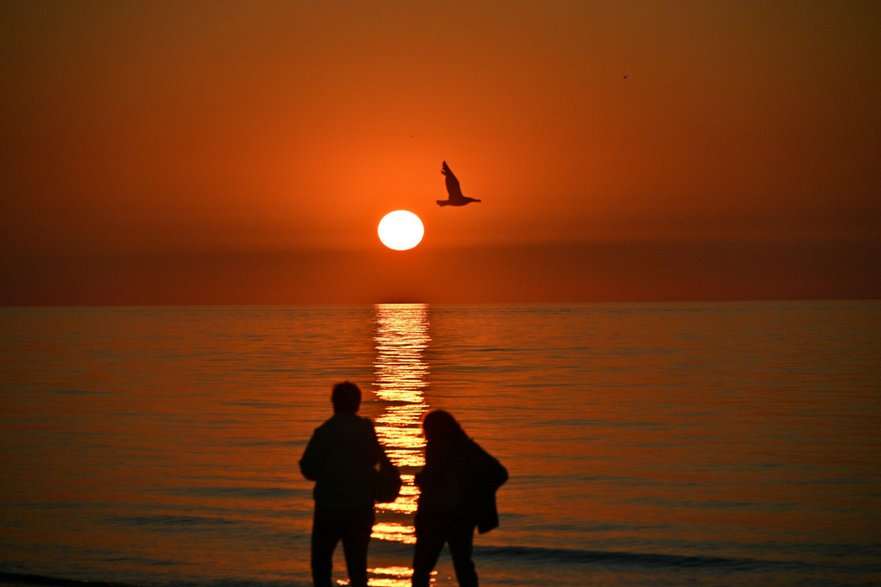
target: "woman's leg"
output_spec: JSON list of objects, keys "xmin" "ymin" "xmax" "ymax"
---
[
  {"xmin": 411, "ymin": 525, "xmax": 445, "ymax": 587},
  {"xmin": 447, "ymin": 523, "xmax": 477, "ymax": 587}
]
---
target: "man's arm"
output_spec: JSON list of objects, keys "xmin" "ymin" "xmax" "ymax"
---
[
  {"xmin": 369, "ymin": 420, "xmax": 389, "ymax": 467},
  {"xmin": 299, "ymin": 430, "xmax": 323, "ymax": 481}
]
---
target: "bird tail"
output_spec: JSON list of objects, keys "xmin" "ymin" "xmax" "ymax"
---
[{"xmin": 436, "ymin": 200, "xmax": 449, "ymax": 207}]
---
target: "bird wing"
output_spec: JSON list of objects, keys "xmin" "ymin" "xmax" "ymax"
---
[{"xmin": 442, "ymin": 161, "xmax": 464, "ymax": 200}]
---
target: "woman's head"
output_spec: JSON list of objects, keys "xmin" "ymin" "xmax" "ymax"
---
[{"xmin": 422, "ymin": 410, "xmax": 468, "ymax": 445}]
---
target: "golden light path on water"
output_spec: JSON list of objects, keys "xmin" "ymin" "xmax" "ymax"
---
[{"xmin": 369, "ymin": 304, "xmax": 431, "ymax": 586}]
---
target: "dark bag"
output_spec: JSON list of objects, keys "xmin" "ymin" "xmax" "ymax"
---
[
  {"xmin": 372, "ymin": 457, "xmax": 402, "ymax": 503},
  {"xmin": 471, "ymin": 442, "xmax": 508, "ymax": 534}
]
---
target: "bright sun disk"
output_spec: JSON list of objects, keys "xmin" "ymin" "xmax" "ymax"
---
[{"xmin": 378, "ymin": 210, "xmax": 424, "ymax": 251}]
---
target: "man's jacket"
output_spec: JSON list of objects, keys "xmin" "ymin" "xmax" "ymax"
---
[{"xmin": 299, "ymin": 413, "xmax": 383, "ymax": 509}]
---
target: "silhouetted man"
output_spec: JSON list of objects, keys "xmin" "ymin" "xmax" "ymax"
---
[{"xmin": 300, "ymin": 381, "xmax": 387, "ymax": 587}]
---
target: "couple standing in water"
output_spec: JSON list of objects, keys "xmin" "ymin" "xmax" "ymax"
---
[{"xmin": 299, "ymin": 381, "xmax": 508, "ymax": 587}]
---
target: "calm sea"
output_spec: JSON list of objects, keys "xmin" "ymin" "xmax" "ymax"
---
[{"xmin": 1, "ymin": 302, "xmax": 880, "ymax": 586}]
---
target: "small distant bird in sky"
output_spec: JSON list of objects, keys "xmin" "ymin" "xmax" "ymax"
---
[
  {"xmin": 623, "ymin": 73, "xmax": 629, "ymax": 79},
  {"xmin": 437, "ymin": 161, "xmax": 481, "ymax": 207}
]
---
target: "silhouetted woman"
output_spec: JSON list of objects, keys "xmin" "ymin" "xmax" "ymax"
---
[{"xmin": 411, "ymin": 410, "xmax": 508, "ymax": 587}]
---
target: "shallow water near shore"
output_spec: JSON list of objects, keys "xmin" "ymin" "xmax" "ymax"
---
[{"xmin": 1, "ymin": 302, "xmax": 880, "ymax": 585}]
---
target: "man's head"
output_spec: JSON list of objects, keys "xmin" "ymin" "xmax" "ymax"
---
[{"xmin": 331, "ymin": 381, "xmax": 362, "ymax": 414}]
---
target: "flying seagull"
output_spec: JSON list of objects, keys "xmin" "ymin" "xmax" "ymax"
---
[{"xmin": 437, "ymin": 161, "xmax": 481, "ymax": 207}]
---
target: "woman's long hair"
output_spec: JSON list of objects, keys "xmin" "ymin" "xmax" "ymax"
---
[{"xmin": 422, "ymin": 410, "xmax": 469, "ymax": 450}]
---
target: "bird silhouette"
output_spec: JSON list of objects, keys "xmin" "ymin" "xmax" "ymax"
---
[{"xmin": 436, "ymin": 161, "xmax": 481, "ymax": 207}]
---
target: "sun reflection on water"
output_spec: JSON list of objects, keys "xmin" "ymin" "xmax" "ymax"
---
[
  {"xmin": 371, "ymin": 303, "xmax": 430, "ymax": 556},
  {"xmin": 366, "ymin": 566, "xmax": 414, "ymax": 587}
]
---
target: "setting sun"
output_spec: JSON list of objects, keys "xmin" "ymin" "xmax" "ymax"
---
[{"xmin": 377, "ymin": 210, "xmax": 424, "ymax": 251}]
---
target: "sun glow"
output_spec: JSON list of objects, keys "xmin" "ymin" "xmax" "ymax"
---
[{"xmin": 377, "ymin": 210, "xmax": 424, "ymax": 251}]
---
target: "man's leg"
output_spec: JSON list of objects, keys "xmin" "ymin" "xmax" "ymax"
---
[
  {"xmin": 340, "ymin": 507, "xmax": 375, "ymax": 587},
  {"xmin": 311, "ymin": 507, "xmax": 340, "ymax": 587}
]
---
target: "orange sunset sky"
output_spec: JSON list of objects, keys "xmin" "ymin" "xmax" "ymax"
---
[{"xmin": 2, "ymin": 1, "xmax": 880, "ymax": 304}]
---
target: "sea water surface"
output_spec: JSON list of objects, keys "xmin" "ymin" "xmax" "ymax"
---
[{"xmin": 1, "ymin": 302, "xmax": 880, "ymax": 586}]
